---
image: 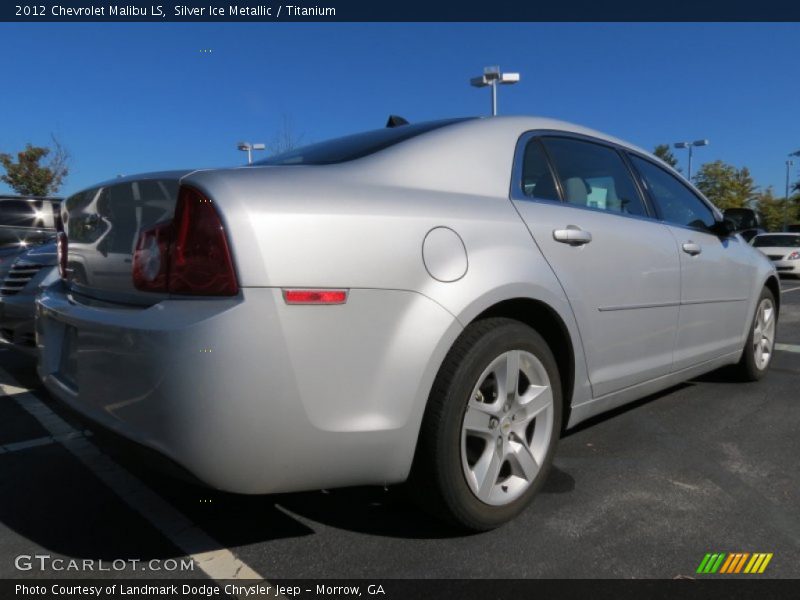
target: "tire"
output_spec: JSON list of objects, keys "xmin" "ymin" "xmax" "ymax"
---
[
  {"xmin": 410, "ymin": 318, "xmax": 562, "ymax": 531},
  {"xmin": 733, "ymin": 286, "xmax": 777, "ymax": 382}
]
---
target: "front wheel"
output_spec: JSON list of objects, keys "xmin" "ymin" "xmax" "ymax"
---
[
  {"xmin": 733, "ymin": 287, "xmax": 777, "ymax": 381},
  {"xmin": 410, "ymin": 318, "xmax": 562, "ymax": 531}
]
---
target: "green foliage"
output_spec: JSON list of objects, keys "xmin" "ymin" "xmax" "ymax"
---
[
  {"xmin": 692, "ymin": 160, "xmax": 756, "ymax": 211},
  {"xmin": 653, "ymin": 144, "xmax": 679, "ymax": 169},
  {"xmin": 755, "ymin": 188, "xmax": 800, "ymax": 232},
  {"xmin": 0, "ymin": 137, "xmax": 69, "ymax": 196}
]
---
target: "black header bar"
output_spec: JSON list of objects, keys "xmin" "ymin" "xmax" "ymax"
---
[{"xmin": 3, "ymin": 1, "xmax": 800, "ymax": 22}]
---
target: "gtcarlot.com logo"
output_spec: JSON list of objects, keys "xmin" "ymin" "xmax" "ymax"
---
[
  {"xmin": 696, "ymin": 552, "xmax": 773, "ymax": 574},
  {"xmin": 14, "ymin": 554, "xmax": 194, "ymax": 572}
]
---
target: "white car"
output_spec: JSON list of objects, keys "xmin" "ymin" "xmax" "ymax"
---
[{"xmin": 752, "ymin": 233, "xmax": 800, "ymax": 277}]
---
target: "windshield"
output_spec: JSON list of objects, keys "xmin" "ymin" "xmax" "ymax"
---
[
  {"xmin": 753, "ymin": 235, "xmax": 800, "ymax": 247},
  {"xmin": 253, "ymin": 118, "xmax": 472, "ymax": 166}
]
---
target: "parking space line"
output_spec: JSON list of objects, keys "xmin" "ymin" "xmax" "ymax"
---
[
  {"xmin": 0, "ymin": 430, "xmax": 90, "ymax": 454},
  {"xmin": 775, "ymin": 343, "xmax": 800, "ymax": 354},
  {"xmin": 781, "ymin": 286, "xmax": 800, "ymax": 293},
  {"xmin": 0, "ymin": 370, "xmax": 265, "ymax": 585}
]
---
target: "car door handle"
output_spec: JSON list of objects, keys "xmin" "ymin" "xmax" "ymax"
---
[
  {"xmin": 682, "ymin": 242, "xmax": 702, "ymax": 256},
  {"xmin": 553, "ymin": 226, "xmax": 592, "ymax": 246}
]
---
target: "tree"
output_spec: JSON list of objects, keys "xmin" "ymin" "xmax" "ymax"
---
[
  {"xmin": 653, "ymin": 144, "xmax": 679, "ymax": 170},
  {"xmin": 755, "ymin": 187, "xmax": 799, "ymax": 232},
  {"xmin": 692, "ymin": 160, "xmax": 756, "ymax": 211},
  {"xmin": 268, "ymin": 115, "xmax": 304, "ymax": 155},
  {"xmin": 0, "ymin": 136, "xmax": 69, "ymax": 196}
]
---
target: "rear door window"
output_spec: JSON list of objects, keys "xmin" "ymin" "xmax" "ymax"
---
[
  {"xmin": 519, "ymin": 139, "xmax": 560, "ymax": 201},
  {"xmin": 540, "ymin": 137, "xmax": 648, "ymax": 217}
]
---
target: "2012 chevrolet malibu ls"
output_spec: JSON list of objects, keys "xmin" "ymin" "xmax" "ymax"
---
[{"xmin": 36, "ymin": 117, "xmax": 779, "ymax": 530}]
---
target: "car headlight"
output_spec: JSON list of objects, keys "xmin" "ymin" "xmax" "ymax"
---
[{"xmin": 788, "ymin": 251, "xmax": 800, "ymax": 260}]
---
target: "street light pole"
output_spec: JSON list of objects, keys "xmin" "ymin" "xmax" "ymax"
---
[
  {"xmin": 673, "ymin": 139, "xmax": 709, "ymax": 180},
  {"xmin": 237, "ymin": 142, "xmax": 266, "ymax": 164},
  {"xmin": 470, "ymin": 66, "xmax": 520, "ymax": 116},
  {"xmin": 784, "ymin": 159, "xmax": 793, "ymax": 231}
]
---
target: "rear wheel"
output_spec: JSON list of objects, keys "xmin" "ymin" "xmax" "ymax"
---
[
  {"xmin": 411, "ymin": 318, "xmax": 562, "ymax": 531},
  {"xmin": 733, "ymin": 287, "xmax": 777, "ymax": 381}
]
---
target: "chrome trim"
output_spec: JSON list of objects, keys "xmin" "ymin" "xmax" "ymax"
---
[
  {"xmin": 598, "ymin": 297, "xmax": 747, "ymax": 312},
  {"xmin": 598, "ymin": 301, "xmax": 680, "ymax": 312},
  {"xmin": 681, "ymin": 297, "xmax": 748, "ymax": 306}
]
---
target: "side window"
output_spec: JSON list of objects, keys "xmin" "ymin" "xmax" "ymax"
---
[
  {"xmin": 629, "ymin": 155, "xmax": 716, "ymax": 230},
  {"xmin": 520, "ymin": 139, "xmax": 560, "ymax": 201},
  {"xmin": 540, "ymin": 137, "xmax": 648, "ymax": 217}
]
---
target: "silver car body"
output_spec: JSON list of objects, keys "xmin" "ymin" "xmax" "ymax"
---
[{"xmin": 36, "ymin": 116, "xmax": 779, "ymax": 494}]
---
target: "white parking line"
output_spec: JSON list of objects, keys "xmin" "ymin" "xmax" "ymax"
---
[
  {"xmin": 0, "ymin": 369, "xmax": 265, "ymax": 584},
  {"xmin": 782, "ymin": 286, "xmax": 800, "ymax": 294},
  {"xmin": 775, "ymin": 343, "xmax": 800, "ymax": 354},
  {"xmin": 0, "ymin": 430, "xmax": 90, "ymax": 454}
]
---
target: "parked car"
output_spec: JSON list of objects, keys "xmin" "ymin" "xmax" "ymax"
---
[
  {"xmin": 0, "ymin": 241, "xmax": 58, "ymax": 353},
  {"xmin": 36, "ymin": 117, "xmax": 779, "ymax": 530},
  {"xmin": 751, "ymin": 233, "xmax": 800, "ymax": 277},
  {"xmin": 787, "ymin": 224, "xmax": 800, "ymax": 233},
  {"xmin": 0, "ymin": 195, "xmax": 61, "ymax": 280}
]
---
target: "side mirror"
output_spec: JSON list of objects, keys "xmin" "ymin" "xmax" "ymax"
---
[
  {"xmin": 710, "ymin": 217, "xmax": 735, "ymax": 238},
  {"xmin": 722, "ymin": 207, "xmax": 759, "ymax": 232}
]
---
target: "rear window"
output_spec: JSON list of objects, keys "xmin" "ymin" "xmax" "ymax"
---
[
  {"xmin": 253, "ymin": 118, "xmax": 472, "ymax": 166},
  {"xmin": 0, "ymin": 199, "xmax": 59, "ymax": 229},
  {"xmin": 753, "ymin": 235, "xmax": 800, "ymax": 247}
]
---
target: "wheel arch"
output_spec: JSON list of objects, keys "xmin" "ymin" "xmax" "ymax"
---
[
  {"xmin": 765, "ymin": 275, "xmax": 781, "ymax": 316},
  {"xmin": 467, "ymin": 298, "xmax": 576, "ymax": 429}
]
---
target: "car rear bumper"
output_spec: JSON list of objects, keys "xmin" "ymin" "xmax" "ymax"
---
[
  {"xmin": 36, "ymin": 283, "xmax": 460, "ymax": 494},
  {"xmin": 0, "ymin": 293, "xmax": 38, "ymax": 355}
]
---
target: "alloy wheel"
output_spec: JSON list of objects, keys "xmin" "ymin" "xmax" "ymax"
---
[{"xmin": 460, "ymin": 350, "xmax": 554, "ymax": 506}]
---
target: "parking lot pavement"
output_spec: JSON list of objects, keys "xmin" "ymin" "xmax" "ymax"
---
[{"xmin": 0, "ymin": 279, "xmax": 798, "ymax": 581}]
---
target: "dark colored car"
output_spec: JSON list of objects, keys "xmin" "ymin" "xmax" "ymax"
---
[
  {"xmin": 0, "ymin": 241, "xmax": 58, "ymax": 354},
  {"xmin": 0, "ymin": 195, "xmax": 61, "ymax": 280}
]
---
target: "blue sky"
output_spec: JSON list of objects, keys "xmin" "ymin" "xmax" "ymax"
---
[{"xmin": 1, "ymin": 22, "xmax": 798, "ymax": 196}]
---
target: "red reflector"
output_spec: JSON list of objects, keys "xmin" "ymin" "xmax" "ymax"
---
[{"xmin": 283, "ymin": 289, "xmax": 348, "ymax": 305}]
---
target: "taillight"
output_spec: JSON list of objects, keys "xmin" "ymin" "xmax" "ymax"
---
[
  {"xmin": 56, "ymin": 232, "xmax": 68, "ymax": 279},
  {"xmin": 132, "ymin": 220, "xmax": 172, "ymax": 292},
  {"xmin": 132, "ymin": 186, "xmax": 238, "ymax": 296}
]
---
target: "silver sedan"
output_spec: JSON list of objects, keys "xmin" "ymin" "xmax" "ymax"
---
[{"xmin": 36, "ymin": 116, "xmax": 779, "ymax": 530}]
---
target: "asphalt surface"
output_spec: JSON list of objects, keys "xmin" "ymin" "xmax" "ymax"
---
[{"xmin": 1, "ymin": 279, "xmax": 799, "ymax": 580}]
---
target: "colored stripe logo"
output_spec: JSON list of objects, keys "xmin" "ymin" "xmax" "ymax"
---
[{"xmin": 696, "ymin": 552, "xmax": 773, "ymax": 574}]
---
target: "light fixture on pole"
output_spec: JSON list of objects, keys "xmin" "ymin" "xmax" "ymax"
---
[
  {"xmin": 237, "ymin": 142, "xmax": 266, "ymax": 164},
  {"xmin": 673, "ymin": 139, "xmax": 709, "ymax": 180},
  {"xmin": 470, "ymin": 66, "xmax": 520, "ymax": 116}
]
